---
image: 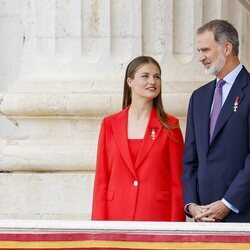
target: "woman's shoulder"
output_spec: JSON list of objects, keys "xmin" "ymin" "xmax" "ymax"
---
[
  {"xmin": 102, "ymin": 108, "xmax": 128, "ymax": 122},
  {"xmin": 165, "ymin": 114, "xmax": 183, "ymax": 143},
  {"xmin": 166, "ymin": 114, "xmax": 180, "ymax": 126}
]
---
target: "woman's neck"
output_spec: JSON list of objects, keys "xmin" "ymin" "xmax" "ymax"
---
[
  {"xmin": 127, "ymin": 101, "xmax": 153, "ymax": 139},
  {"xmin": 129, "ymin": 101, "xmax": 153, "ymax": 120}
]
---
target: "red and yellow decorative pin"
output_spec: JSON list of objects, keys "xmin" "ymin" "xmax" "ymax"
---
[
  {"xmin": 151, "ymin": 129, "xmax": 156, "ymax": 140},
  {"xmin": 234, "ymin": 96, "xmax": 239, "ymax": 112}
]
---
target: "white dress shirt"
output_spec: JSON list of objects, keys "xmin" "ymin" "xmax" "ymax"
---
[{"xmin": 216, "ymin": 64, "xmax": 242, "ymax": 214}]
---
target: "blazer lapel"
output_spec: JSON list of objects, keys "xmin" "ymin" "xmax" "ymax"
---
[
  {"xmin": 111, "ymin": 107, "xmax": 136, "ymax": 178},
  {"xmin": 199, "ymin": 81, "xmax": 216, "ymax": 151},
  {"xmin": 135, "ymin": 108, "xmax": 163, "ymax": 169},
  {"xmin": 210, "ymin": 68, "xmax": 248, "ymax": 144}
]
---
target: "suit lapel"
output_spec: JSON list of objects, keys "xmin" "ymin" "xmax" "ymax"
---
[
  {"xmin": 199, "ymin": 81, "xmax": 216, "ymax": 151},
  {"xmin": 210, "ymin": 67, "xmax": 248, "ymax": 144},
  {"xmin": 111, "ymin": 107, "xmax": 136, "ymax": 178},
  {"xmin": 135, "ymin": 108, "xmax": 163, "ymax": 169}
]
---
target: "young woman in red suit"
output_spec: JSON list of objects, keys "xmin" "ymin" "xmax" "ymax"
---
[{"xmin": 91, "ymin": 56, "xmax": 185, "ymax": 221}]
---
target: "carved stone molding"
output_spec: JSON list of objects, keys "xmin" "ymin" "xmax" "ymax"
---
[{"xmin": 239, "ymin": 0, "xmax": 250, "ymax": 12}]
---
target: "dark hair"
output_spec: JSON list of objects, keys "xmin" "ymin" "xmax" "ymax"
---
[
  {"xmin": 122, "ymin": 56, "xmax": 177, "ymax": 130},
  {"xmin": 197, "ymin": 19, "xmax": 239, "ymax": 56}
]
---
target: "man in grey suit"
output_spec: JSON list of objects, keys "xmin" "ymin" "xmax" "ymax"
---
[{"xmin": 183, "ymin": 19, "xmax": 250, "ymax": 222}]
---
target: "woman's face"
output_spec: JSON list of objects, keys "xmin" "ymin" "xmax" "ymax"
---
[{"xmin": 127, "ymin": 63, "xmax": 161, "ymax": 102}]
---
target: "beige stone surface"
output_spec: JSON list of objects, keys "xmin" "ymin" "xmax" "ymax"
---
[{"xmin": 0, "ymin": 173, "xmax": 94, "ymax": 220}]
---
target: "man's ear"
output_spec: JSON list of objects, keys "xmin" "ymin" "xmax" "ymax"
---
[{"xmin": 224, "ymin": 42, "xmax": 233, "ymax": 56}]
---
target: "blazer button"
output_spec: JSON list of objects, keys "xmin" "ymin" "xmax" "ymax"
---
[{"xmin": 133, "ymin": 180, "xmax": 139, "ymax": 186}]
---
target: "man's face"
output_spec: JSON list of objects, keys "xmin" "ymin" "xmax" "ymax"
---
[{"xmin": 197, "ymin": 30, "xmax": 226, "ymax": 76}]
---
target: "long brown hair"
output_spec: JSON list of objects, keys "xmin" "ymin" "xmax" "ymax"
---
[{"xmin": 122, "ymin": 56, "xmax": 177, "ymax": 130}]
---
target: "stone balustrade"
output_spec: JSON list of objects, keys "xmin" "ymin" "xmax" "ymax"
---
[{"xmin": 0, "ymin": 220, "xmax": 249, "ymax": 249}]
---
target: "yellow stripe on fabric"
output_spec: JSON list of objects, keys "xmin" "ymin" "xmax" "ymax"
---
[{"xmin": 0, "ymin": 240, "xmax": 249, "ymax": 250}]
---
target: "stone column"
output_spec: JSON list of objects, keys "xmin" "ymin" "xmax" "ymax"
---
[{"xmin": 0, "ymin": 0, "xmax": 249, "ymax": 220}]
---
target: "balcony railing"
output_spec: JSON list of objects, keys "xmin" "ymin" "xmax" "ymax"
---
[{"xmin": 0, "ymin": 219, "xmax": 249, "ymax": 249}]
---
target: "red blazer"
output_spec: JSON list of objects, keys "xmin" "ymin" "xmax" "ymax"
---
[{"xmin": 91, "ymin": 107, "xmax": 185, "ymax": 221}]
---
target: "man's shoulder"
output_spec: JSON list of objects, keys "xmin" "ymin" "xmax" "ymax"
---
[
  {"xmin": 193, "ymin": 79, "xmax": 215, "ymax": 95},
  {"xmin": 241, "ymin": 66, "xmax": 250, "ymax": 79},
  {"xmin": 242, "ymin": 65, "xmax": 250, "ymax": 74}
]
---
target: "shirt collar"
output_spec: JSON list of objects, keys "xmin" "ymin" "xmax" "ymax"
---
[{"xmin": 217, "ymin": 64, "xmax": 243, "ymax": 85}]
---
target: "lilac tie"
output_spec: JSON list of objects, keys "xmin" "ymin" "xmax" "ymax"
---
[{"xmin": 210, "ymin": 79, "xmax": 226, "ymax": 140}]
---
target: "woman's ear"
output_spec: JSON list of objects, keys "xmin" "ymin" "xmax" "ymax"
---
[{"xmin": 127, "ymin": 77, "xmax": 132, "ymax": 88}]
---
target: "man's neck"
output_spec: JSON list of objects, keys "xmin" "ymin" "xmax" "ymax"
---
[{"xmin": 216, "ymin": 57, "xmax": 240, "ymax": 79}]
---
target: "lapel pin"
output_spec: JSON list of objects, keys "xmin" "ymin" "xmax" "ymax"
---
[
  {"xmin": 150, "ymin": 128, "xmax": 156, "ymax": 140},
  {"xmin": 233, "ymin": 96, "xmax": 239, "ymax": 112}
]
